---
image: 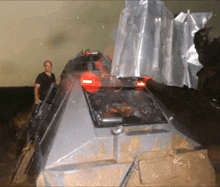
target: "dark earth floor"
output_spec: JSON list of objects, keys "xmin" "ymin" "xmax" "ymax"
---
[
  {"xmin": 0, "ymin": 87, "xmax": 35, "ymax": 186},
  {"xmin": 147, "ymin": 80, "xmax": 220, "ymax": 186},
  {"xmin": 0, "ymin": 83, "xmax": 219, "ymax": 186}
]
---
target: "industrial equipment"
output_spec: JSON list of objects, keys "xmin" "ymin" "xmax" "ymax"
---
[{"xmin": 12, "ymin": 50, "xmax": 215, "ymax": 186}]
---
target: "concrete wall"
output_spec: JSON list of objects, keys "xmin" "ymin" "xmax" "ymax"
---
[
  {"xmin": 0, "ymin": 0, "xmax": 220, "ymax": 87},
  {"xmin": 0, "ymin": 1, "xmax": 123, "ymax": 86}
]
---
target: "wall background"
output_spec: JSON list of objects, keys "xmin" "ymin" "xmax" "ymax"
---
[
  {"xmin": 0, "ymin": 0, "xmax": 219, "ymax": 87},
  {"xmin": 0, "ymin": 1, "xmax": 124, "ymax": 86}
]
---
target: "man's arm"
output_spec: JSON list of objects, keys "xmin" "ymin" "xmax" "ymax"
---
[
  {"xmin": 56, "ymin": 79, "xmax": 60, "ymax": 85},
  {"xmin": 34, "ymin": 83, "xmax": 40, "ymax": 104}
]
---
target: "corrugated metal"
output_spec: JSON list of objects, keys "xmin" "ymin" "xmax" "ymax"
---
[{"xmin": 111, "ymin": 0, "xmax": 212, "ymax": 88}]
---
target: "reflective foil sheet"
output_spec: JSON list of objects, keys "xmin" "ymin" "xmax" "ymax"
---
[{"xmin": 111, "ymin": 0, "xmax": 212, "ymax": 88}]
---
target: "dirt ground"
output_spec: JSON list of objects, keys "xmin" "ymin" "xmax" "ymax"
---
[
  {"xmin": 147, "ymin": 81, "xmax": 220, "ymax": 186},
  {"xmin": 208, "ymin": 145, "xmax": 220, "ymax": 186},
  {"xmin": 0, "ymin": 87, "xmax": 35, "ymax": 186},
  {"xmin": 0, "ymin": 85, "xmax": 219, "ymax": 186}
]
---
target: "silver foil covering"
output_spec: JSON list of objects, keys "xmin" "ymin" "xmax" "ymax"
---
[{"xmin": 111, "ymin": 0, "xmax": 212, "ymax": 88}]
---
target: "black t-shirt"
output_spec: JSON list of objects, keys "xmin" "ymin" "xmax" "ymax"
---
[{"xmin": 35, "ymin": 72, "xmax": 55, "ymax": 100}]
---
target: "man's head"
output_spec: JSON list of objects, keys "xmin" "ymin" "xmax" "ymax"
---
[{"xmin": 44, "ymin": 60, "xmax": 52, "ymax": 73}]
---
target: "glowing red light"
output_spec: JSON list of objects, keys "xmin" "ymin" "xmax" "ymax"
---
[
  {"xmin": 143, "ymin": 77, "xmax": 151, "ymax": 82},
  {"xmin": 81, "ymin": 72, "xmax": 101, "ymax": 93},
  {"xmin": 82, "ymin": 52, "xmax": 92, "ymax": 55},
  {"xmin": 136, "ymin": 81, "xmax": 146, "ymax": 87},
  {"xmin": 82, "ymin": 80, "xmax": 93, "ymax": 84}
]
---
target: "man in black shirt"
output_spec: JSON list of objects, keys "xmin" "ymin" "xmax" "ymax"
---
[{"xmin": 34, "ymin": 60, "xmax": 56, "ymax": 104}]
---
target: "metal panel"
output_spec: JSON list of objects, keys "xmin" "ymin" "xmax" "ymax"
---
[
  {"xmin": 44, "ymin": 80, "xmax": 96, "ymax": 168},
  {"xmin": 111, "ymin": 0, "xmax": 212, "ymax": 88}
]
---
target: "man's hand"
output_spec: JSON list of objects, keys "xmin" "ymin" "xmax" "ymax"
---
[
  {"xmin": 56, "ymin": 79, "xmax": 60, "ymax": 85},
  {"xmin": 35, "ymin": 98, "xmax": 40, "ymax": 105}
]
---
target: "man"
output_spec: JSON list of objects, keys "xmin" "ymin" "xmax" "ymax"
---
[{"xmin": 34, "ymin": 60, "xmax": 57, "ymax": 104}]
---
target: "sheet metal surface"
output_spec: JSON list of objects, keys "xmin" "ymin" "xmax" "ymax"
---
[{"xmin": 111, "ymin": 0, "xmax": 212, "ymax": 88}]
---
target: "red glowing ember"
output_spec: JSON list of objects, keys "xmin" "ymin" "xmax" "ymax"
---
[
  {"xmin": 136, "ymin": 81, "xmax": 146, "ymax": 90},
  {"xmin": 81, "ymin": 72, "xmax": 101, "ymax": 93},
  {"xmin": 136, "ymin": 81, "xmax": 146, "ymax": 87}
]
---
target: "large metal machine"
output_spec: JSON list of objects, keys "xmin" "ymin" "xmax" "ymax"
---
[
  {"xmin": 12, "ymin": 51, "xmax": 215, "ymax": 186},
  {"xmin": 11, "ymin": 0, "xmax": 216, "ymax": 185}
]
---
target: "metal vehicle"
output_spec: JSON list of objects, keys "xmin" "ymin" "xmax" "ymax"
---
[{"xmin": 12, "ymin": 50, "xmax": 215, "ymax": 186}]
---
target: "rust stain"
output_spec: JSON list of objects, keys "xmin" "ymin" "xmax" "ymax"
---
[
  {"xmin": 99, "ymin": 141, "xmax": 106, "ymax": 158},
  {"xmin": 119, "ymin": 137, "xmax": 141, "ymax": 162},
  {"xmin": 36, "ymin": 173, "xmax": 46, "ymax": 186},
  {"xmin": 172, "ymin": 135, "xmax": 191, "ymax": 151},
  {"xmin": 151, "ymin": 137, "xmax": 161, "ymax": 151}
]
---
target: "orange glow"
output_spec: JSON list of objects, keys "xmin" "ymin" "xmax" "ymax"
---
[
  {"xmin": 136, "ymin": 81, "xmax": 146, "ymax": 87},
  {"xmin": 82, "ymin": 79, "xmax": 93, "ymax": 84},
  {"xmin": 82, "ymin": 52, "xmax": 98, "ymax": 55},
  {"xmin": 82, "ymin": 52, "xmax": 92, "ymax": 55},
  {"xmin": 81, "ymin": 72, "xmax": 101, "ymax": 93},
  {"xmin": 95, "ymin": 60, "xmax": 106, "ymax": 75},
  {"xmin": 136, "ymin": 81, "xmax": 146, "ymax": 90},
  {"xmin": 143, "ymin": 77, "xmax": 151, "ymax": 82}
]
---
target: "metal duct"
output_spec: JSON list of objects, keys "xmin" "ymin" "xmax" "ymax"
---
[{"xmin": 111, "ymin": 0, "xmax": 212, "ymax": 88}]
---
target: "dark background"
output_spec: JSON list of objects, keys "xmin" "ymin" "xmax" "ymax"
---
[{"xmin": 0, "ymin": 87, "xmax": 34, "ymax": 186}]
